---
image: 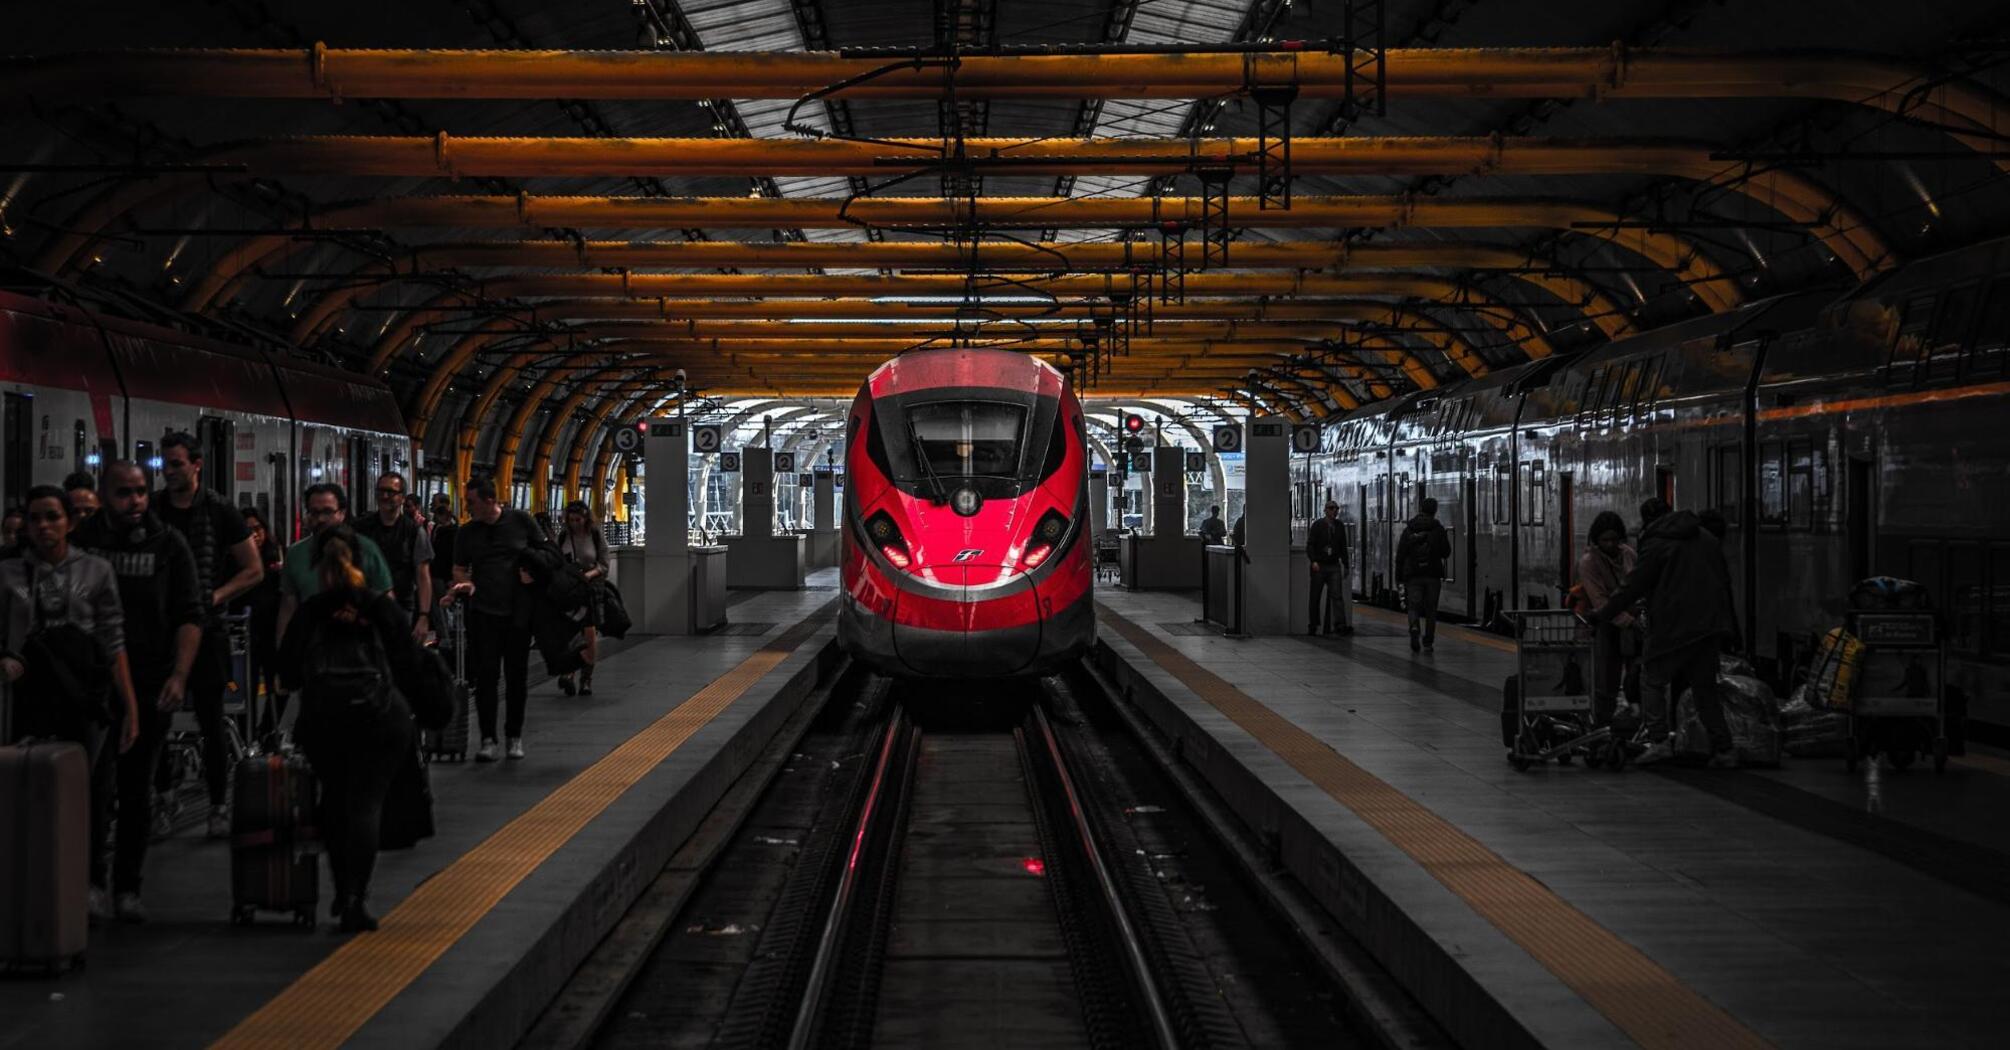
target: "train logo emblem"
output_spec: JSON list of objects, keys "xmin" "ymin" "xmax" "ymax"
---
[
  {"xmin": 953, "ymin": 548, "xmax": 984, "ymax": 563},
  {"xmin": 693, "ymin": 425, "xmax": 723, "ymax": 453}
]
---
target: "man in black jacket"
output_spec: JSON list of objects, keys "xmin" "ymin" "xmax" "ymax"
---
[
  {"xmin": 1594, "ymin": 498, "xmax": 1738, "ymax": 767},
  {"xmin": 75, "ymin": 460, "xmax": 202, "ymax": 923},
  {"xmin": 354, "ymin": 470, "xmax": 433, "ymax": 641},
  {"xmin": 1395, "ymin": 498, "xmax": 1453, "ymax": 652},
  {"xmin": 447, "ymin": 477, "xmax": 541, "ymax": 763},
  {"xmin": 1307, "ymin": 501, "xmax": 1353, "ymax": 636}
]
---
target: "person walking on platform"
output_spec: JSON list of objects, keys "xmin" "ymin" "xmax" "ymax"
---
[
  {"xmin": 238, "ymin": 508, "xmax": 286, "ymax": 733},
  {"xmin": 153, "ymin": 432, "xmax": 263, "ymax": 838},
  {"xmin": 1308, "ymin": 500, "xmax": 1353, "ymax": 636},
  {"xmin": 354, "ymin": 471, "xmax": 434, "ymax": 643},
  {"xmin": 1593, "ymin": 497, "xmax": 1739, "ymax": 768},
  {"xmin": 1199, "ymin": 505, "xmax": 1228, "ymax": 545},
  {"xmin": 1575, "ymin": 510, "xmax": 1641, "ymax": 725},
  {"xmin": 74, "ymin": 462, "xmax": 202, "ymax": 923},
  {"xmin": 447, "ymin": 477, "xmax": 540, "ymax": 762},
  {"xmin": 0, "ymin": 486, "xmax": 139, "ymax": 920},
  {"xmin": 277, "ymin": 524, "xmax": 421, "ymax": 933},
  {"xmin": 276, "ymin": 484, "xmax": 396, "ymax": 644},
  {"xmin": 1395, "ymin": 497, "xmax": 1453, "ymax": 652},
  {"xmin": 556, "ymin": 501, "xmax": 609, "ymax": 697}
]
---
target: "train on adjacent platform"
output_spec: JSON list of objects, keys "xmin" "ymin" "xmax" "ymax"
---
[
  {"xmin": 1322, "ymin": 235, "xmax": 2010, "ymax": 739},
  {"xmin": 839, "ymin": 348, "xmax": 1096, "ymax": 678},
  {"xmin": 0, "ymin": 289, "xmax": 410, "ymax": 540}
]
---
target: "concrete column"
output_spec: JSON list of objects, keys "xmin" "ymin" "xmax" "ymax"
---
[
  {"xmin": 1088, "ymin": 470, "xmax": 1108, "ymax": 537},
  {"xmin": 1151, "ymin": 442, "xmax": 1186, "ymax": 539},
  {"xmin": 634, "ymin": 418, "xmax": 693, "ymax": 633},
  {"xmin": 1242, "ymin": 417, "xmax": 1291, "ymax": 635},
  {"xmin": 809, "ymin": 470, "xmax": 838, "ymax": 568},
  {"xmin": 741, "ymin": 447, "xmax": 775, "ymax": 540}
]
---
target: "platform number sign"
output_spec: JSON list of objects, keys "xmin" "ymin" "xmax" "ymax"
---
[
  {"xmin": 611, "ymin": 424, "xmax": 644, "ymax": 455},
  {"xmin": 692, "ymin": 424, "xmax": 723, "ymax": 454},
  {"xmin": 1211, "ymin": 424, "xmax": 1242, "ymax": 453},
  {"xmin": 799, "ymin": 473, "xmax": 815, "ymax": 488},
  {"xmin": 1290, "ymin": 424, "xmax": 1321, "ymax": 454},
  {"xmin": 719, "ymin": 451, "xmax": 741, "ymax": 473},
  {"xmin": 1184, "ymin": 451, "xmax": 1206, "ymax": 474},
  {"xmin": 1131, "ymin": 450, "xmax": 1153, "ymax": 475},
  {"xmin": 774, "ymin": 452, "xmax": 795, "ymax": 473}
]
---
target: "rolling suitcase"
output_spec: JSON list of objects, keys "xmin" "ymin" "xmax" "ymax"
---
[
  {"xmin": 229, "ymin": 750, "xmax": 319, "ymax": 926},
  {"xmin": 0, "ymin": 730, "xmax": 90, "ymax": 972},
  {"xmin": 424, "ymin": 602, "xmax": 473, "ymax": 762}
]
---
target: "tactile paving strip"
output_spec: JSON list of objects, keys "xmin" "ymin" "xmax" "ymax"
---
[
  {"xmin": 1101, "ymin": 607, "xmax": 1771, "ymax": 1050},
  {"xmin": 213, "ymin": 605, "xmax": 834, "ymax": 1050}
]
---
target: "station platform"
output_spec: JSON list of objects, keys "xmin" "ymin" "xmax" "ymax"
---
[
  {"xmin": 1092, "ymin": 587, "xmax": 2010, "ymax": 1049},
  {"xmin": 0, "ymin": 581, "xmax": 842, "ymax": 1050}
]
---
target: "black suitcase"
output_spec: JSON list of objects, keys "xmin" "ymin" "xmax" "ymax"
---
[
  {"xmin": 229, "ymin": 750, "xmax": 319, "ymax": 926},
  {"xmin": 424, "ymin": 602, "xmax": 473, "ymax": 762}
]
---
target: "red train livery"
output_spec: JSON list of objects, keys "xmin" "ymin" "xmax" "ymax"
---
[{"xmin": 839, "ymin": 349, "xmax": 1095, "ymax": 678}]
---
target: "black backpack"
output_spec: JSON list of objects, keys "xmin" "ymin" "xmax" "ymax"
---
[
  {"xmin": 1400, "ymin": 527, "xmax": 1438, "ymax": 579},
  {"xmin": 301, "ymin": 617, "xmax": 393, "ymax": 719}
]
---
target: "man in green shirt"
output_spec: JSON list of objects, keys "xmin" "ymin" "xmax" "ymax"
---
[{"xmin": 275, "ymin": 482, "xmax": 395, "ymax": 644}]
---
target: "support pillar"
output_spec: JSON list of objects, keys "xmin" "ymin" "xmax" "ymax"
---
[
  {"xmin": 1088, "ymin": 470, "xmax": 1109, "ymax": 538},
  {"xmin": 631, "ymin": 418, "xmax": 694, "ymax": 634},
  {"xmin": 1151, "ymin": 442, "xmax": 1186, "ymax": 539},
  {"xmin": 809, "ymin": 470, "xmax": 838, "ymax": 569},
  {"xmin": 1242, "ymin": 417, "xmax": 1291, "ymax": 635},
  {"xmin": 726, "ymin": 446, "xmax": 805, "ymax": 588}
]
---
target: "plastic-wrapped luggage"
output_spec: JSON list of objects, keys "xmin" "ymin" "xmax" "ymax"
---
[
  {"xmin": 1676, "ymin": 673, "xmax": 1781, "ymax": 766},
  {"xmin": 1783, "ymin": 711, "xmax": 1851, "ymax": 757},
  {"xmin": 0, "ymin": 739, "xmax": 90, "ymax": 971},
  {"xmin": 1848, "ymin": 576, "xmax": 1931, "ymax": 610},
  {"xmin": 1808, "ymin": 628, "xmax": 1865, "ymax": 711}
]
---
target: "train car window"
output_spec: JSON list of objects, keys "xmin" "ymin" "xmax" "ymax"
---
[
  {"xmin": 1885, "ymin": 291, "xmax": 1935, "ymax": 386},
  {"xmin": 1787, "ymin": 438, "xmax": 1815, "ymax": 531},
  {"xmin": 1714, "ymin": 446, "xmax": 1743, "ymax": 525},
  {"xmin": 1758, "ymin": 440, "xmax": 1786, "ymax": 527},
  {"xmin": 1578, "ymin": 368, "xmax": 1606, "ymax": 425},
  {"xmin": 1494, "ymin": 464, "xmax": 1511, "ymax": 524},
  {"xmin": 1947, "ymin": 542, "xmax": 1983, "ymax": 655},
  {"xmin": 1635, "ymin": 356, "xmax": 1665, "ymax": 419},
  {"xmin": 1525, "ymin": 461, "xmax": 1546, "ymax": 526},
  {"xmin": 1929, "ymin": 282, "xmax": 1979, "ymax": 354},
  {"xmin": 1990, "ymin": 543, "xmax": 2010, "ymax": 656},
  {"xmin": 1614, "ymin": 362, "xmax": 1643, "ymax": 421}
]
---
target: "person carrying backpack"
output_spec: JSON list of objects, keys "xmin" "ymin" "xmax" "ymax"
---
[
  {"xmin": 277, "ymin": 524, "xmax": 425, "ymax": 932},
  {"xmin": 1394, "ymin": 497, "xmax": 1453, "ymax": 652}
]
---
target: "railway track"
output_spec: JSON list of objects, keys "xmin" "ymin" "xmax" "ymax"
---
[{"xmin": 533, "ymin": 659, "xmax": 1428, "ymax": 1050}]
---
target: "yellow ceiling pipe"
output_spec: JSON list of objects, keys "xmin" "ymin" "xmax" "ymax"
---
[
  {"xmin": 12, "ymin": 48, "xmax": 1998, "ymax": 152},
  {"xmin": 176, "ymin": 192, "xmax": 1721, "ymax": 317},
  {"xmin": 65, "ymin": 135, "xmax": 1873, "ymax": 280}
]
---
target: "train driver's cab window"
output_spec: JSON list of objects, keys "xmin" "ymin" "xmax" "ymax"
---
[{"xmin": 905, "ymin": 401, "xmax": 1027, "ymax": 495}]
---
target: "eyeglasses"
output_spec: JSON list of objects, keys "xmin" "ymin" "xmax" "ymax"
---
[{"xmin": 305, "ymin": 505, "xmax": 341, "ymax": 517}]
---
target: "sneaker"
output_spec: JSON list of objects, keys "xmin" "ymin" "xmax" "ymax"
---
[
  {"xmin": 1634, "ymin": 740, "xmax": 1677, "ymax": 766},
  {"xmin": 114, "ymin": 892, "xmax": 148, "ymax": 924},
  {"xmin": 1423, "ymin": 640, "xmax": 1435, "ymax": 652},
  {"xmin": 475, "ymin": 739, "xmax": 500, "ymax": 763},
  {"xmin": 1409, "ymin": 633, "xmax": 1421, "ymax": 653},
  {"xmin": 1707, "ymin": 750, "xmax": 1743, "ymax": 770},
  {"xmin": 89, "ymin": 887, "xmax": 114, "ymax": 923},
  {"xmin": 506, "ymin": 738, "xmax": 526, "ymax": 760},
  {"xmin": 579, "ymin": 671, "xmax": 594, "ymax": 697},
  {"xmin": 208, "ymin": 805, "xmax": 232, "ymax": 839},
  {"xmin": 338, "ymin": 902, "xmax": 379, "ymax": 934},
  {"xmin": 557, "ymin": 673, "xmax": 576, "ymax": 697}
]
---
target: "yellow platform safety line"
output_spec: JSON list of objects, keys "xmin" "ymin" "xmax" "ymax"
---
[
  {"xmin": 1952, "ymin": 751, "xmax": 2010, "ymax": 779},
  {"xmin": 1100, "ymin": 607, "xmax": 1773, "ymax": 1050},
  {"xmin": 214, "ymin": 605, "xmax": 834, "ymax": 1050},
  {"xmin": 1352, "ymin": 601, "xmax": 1517, "ymax": 653}
]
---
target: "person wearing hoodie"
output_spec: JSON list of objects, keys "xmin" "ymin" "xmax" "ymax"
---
[
  {"xmin": 1594, "ymin": 498, "xmax": 1738, "ymax": 767},
  {"xmin": 74, "ymin": 460, "xmax": 203, "ymax": 923},
  {"xmin": 1575, "ymin": 510, "xmax": 1641, "ymax": 724},
  {"xmin": 1395, "ymin": 497, "xmax": 1453, "ymax": 652}
]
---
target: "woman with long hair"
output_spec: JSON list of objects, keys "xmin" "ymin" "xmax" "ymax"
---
[
  {"xmin": 555, "ymin": 500, "xmax": 610, "ymax": 696},
  {"xmin": 238, "ymin": 507, "xmax": 286, "ymax": 732},
  {"xmin": 277, "ymin": 524, "xmax": 424, "ymax": 932},
  {"xmin": 1576, "ymin": 509, "xmax": 1642, "ymax": 723}
]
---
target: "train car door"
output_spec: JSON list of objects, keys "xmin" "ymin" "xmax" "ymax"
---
[
  {"xmin": 2, "ymin": 392, "xmax": 29, "ymax": 509},
  {"xmin": 198, "ymin": 416, "xmax": 234, "ymax": 503},
  {"xmin": 1656, "ymin": 465, "xmax": 1676, "ymax": 508},
  {"xmin": 269, "ymin": 452, "xmax": 291, "ymax": 541},
  {"xmin": 1463, "ymin": 475, "xmax": 1478, "ymax": 616},
  {"xmin": 1557, "ymin": 472, "xmax": 1575, "ymax": 598},
  {"xmin": 1356, "ymin": 484, "xmax": 1369, "ymax": 592},
  {"xmin": 1848, "ymin": 455, "xmax": 1874, "ymax": 581},
  {"xmin": 346, "ymin": 436, "xmax": 371, "ymax": 514}
]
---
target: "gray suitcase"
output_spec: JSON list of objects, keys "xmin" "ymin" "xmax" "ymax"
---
[{"xmin": 0, "ymin": 736, "xmax": 91, "ymax": 972}]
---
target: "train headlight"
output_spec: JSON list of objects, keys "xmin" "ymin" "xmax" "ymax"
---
[
  {"xmin": 864, "ymin": 511, "xmax": 911, "ymax": 570},
  {"xmin": 1021, "ymin": 510, "xmax": 1070, "ymax": 570}
]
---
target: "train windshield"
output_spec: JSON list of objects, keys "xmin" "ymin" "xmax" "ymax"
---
[{"xmin": 906, "ymin": 401, "xmax": 1027, "ymax": 483}]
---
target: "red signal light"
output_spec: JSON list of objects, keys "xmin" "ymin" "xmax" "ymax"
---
[{"xmin": 1124, "ymin": 413, "xmax": 1145, "ymax": 434}]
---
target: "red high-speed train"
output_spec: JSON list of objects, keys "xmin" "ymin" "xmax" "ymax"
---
[{"xmin": 839, "ymin": 349, "xmax": 1095, "ymax": 678}]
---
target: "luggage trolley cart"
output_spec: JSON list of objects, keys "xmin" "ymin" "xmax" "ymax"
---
[
  {"xmin": 1505, "ymin": 609, "xmax": 1621, "ymax": 770},
  {"xmin": 1843, "ymin": 609, "xmax": 1947, "ymax": 773}
]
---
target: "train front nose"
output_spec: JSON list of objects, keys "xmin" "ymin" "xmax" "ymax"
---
[{"xmin": 892, "ymin": 566, "xmax": 1043, "ymax": 677}]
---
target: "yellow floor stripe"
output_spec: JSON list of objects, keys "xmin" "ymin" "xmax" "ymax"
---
[
  {"xmin": 214, "ymin": 607, "xmax": 832, "ymax": 1050},
  {"xmin": 1103, "ymin": 607, "xmax": 1771, "ymax": 1050},
  {"xmin": 1952, "ymin": 751, "xmax": 2010, "ymax": 778},
  {"xmin": 1352, "ymin": 602, "xmax": 1518, "ymax": 653}
]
